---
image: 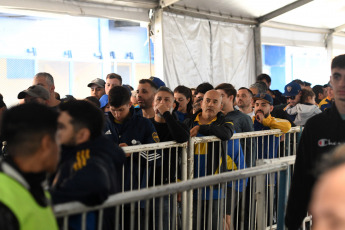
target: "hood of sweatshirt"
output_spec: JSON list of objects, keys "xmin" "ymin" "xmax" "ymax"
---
[{"xmin": 296, "ymin": 104, "xmax": 322, "ymax": 116}]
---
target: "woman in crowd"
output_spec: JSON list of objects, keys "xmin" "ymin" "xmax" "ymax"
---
[{"xmin": 174, "ymin": 85, "xmax": 193, "ymax": 122}]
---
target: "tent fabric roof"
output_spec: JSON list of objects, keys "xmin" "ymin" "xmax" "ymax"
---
[
  {"xmin": 0, "ymin": 0, "xmax": 344, "ymax": 33},
  {"xmin": 170, "ymin": 0, "xmax": 345, "ymax": 33}
]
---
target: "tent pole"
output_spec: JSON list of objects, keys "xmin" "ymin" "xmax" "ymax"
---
[
  {"xmin": 254, "ymin": 25, "xmax": 262, "ymax": 78},
  {"xmin": 153, "ymin": 9, "xmax": 165, "ymax": 83}
]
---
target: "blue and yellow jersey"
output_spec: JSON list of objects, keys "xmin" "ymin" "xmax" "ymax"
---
[
  {"xmin": 318, "ymin": 96, "xmax": 332, "ymax": 111},
  {"xmin": 193, "ymin": 113, "xmax": 217, "ymax": 179},
  {"xmin": 253, "ymin": 115, "xmax": 291, "ymax": 159},
  {"xmin": 216, "ymin": 134, "xmax": 248, "ymax": 194},
  {"xmin": 193, "ymin": 113, "xmax": 245, "ymax": 199}
]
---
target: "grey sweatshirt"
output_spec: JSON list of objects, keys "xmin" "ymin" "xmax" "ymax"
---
[{"xmin": 286, "ymin": 103, "xmax": 322, "ymax": 126}]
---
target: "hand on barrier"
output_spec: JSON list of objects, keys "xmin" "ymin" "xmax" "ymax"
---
[
  {"xmin": 190, "ymin": 126, "xmax": 200, "ymax": 137},
  {"xmin": 119, "ymin": 143, "xmax": 131, "ymax": 157}
]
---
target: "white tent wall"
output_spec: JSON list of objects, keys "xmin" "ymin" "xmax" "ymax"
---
[
  {"xmin": 261, "ymin": 26, "xmax": 326, "ymax": 48},
  {"xmin": 162, "ymin": 12, "xmax": 255, "ymax": 89},
  {"xmin": 162, "ymin": 13, "xmax": 211, "ymax": 88},
  {"xmin": 333, "ymin": 36, "xmax": 345, "ymax": 53},
  {"xmin": 211, "ymin": 21, "xmax": 255, "ymax": 89}
]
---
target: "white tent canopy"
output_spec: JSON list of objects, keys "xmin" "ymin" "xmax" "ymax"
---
[
  {"xmin": 0, "ymin": 0, "xmax": 341, "ymax": 32},
  {"xmin": 0, "ymin": 0, "xmax": 344, "ymax": 88}
]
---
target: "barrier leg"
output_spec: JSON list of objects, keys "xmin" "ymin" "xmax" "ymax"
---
[
  {"xmin": 256, "ymin": 160, "xmax": 266, "ymax": 230},
  {"xmin": 277, "ymin": 168, "xmax": 289, "ymax": 230}
]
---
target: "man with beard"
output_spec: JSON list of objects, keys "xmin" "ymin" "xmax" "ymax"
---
[
  {"xmin": 253, "ymin": 93, "xmax": 291, "ymax": 160},
  {"xmin": 136, "ymin": 79, "xmax": 158, "ymax": 118},
  {"xmin": 51, "ymin": 100, "xmax": 125, "ymax": 230},
  {"xmin": 253, "ymin": 93, "xmax": 291, "ymax": 226},
  {"xmin": 282, "ymin": 81, "xmax": 302, "ymax": 122},
  {"xmin": 236, "ymin": 87, "xmax": 255, "ymax": 117}
]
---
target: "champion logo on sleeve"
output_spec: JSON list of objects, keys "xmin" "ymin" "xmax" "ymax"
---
[{"xmin": 318, "ymin": 139, "xmax": 344, "ymax": 147}]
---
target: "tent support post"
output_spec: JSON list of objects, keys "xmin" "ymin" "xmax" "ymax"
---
[
  {"xmin": 153, "ymin": 9, "xmax": 165, "ymax": 82},
  {"xmin": 254, "ymin": 25, "xmax": 262, "ymax": 78},
  {"xmin": 325, "ymin": 32, "xmax": 334, "ymax": 64}
]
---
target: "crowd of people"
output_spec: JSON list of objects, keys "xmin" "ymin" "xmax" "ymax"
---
[{"xmin": 0, "ymin": 54, "xmax": 344, "ymax": 230}]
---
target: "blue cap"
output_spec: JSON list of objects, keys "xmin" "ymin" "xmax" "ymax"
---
[
  {"xmin": 149, "ymin": 76, "xmax": 165, "ymax": 88},
  {"xmin": 253, "ymin": 93, "xmax": 273, "ymax": 105},
  {"xmin": 99, "ymin": 94, "xmax": 108, "ymax": 108},
  {"xmin": 283, "ymin": 81, "xmax": 301, "ymax": 97}
]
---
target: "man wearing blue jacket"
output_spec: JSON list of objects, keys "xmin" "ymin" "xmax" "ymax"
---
[
  {"xmin": 104, "ymin": 86, "xmax": 159, "ymax": 190},
  {"xmin": 104, "ymin": 86, "xmax": 159, "ymax": 229}
]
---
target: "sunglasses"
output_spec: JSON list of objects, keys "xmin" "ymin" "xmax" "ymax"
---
[{"xmin": 286, "ymin": 96, "xmax": 296, "ymax": 100}]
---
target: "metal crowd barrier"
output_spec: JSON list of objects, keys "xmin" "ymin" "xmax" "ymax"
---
[{"xmin": 54, "ymin": 127, "xmax": 303, "ymax": 230}]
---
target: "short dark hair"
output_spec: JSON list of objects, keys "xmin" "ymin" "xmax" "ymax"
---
[
  {"xmin": 300, "ymin": 88, "xmax": 315, "ymax": 104},
  {"xmin": 106, "ymin": 73, "xmax": 122, "ymax": 85},
  {"xmin": 215, "ymin": 83, "xmax": 237, "ymax": 103},
  {"xmin": 35, "ymin": 72, "xmax": 54, "ymax": 86},
  {"xmin": 0, "ymin": 103, "xmax": 58, "ymax": 157},
  {"xmin": 257, "ymin": 74, "xmax": 271, "ymax": 84},
  {"xmin": 85, "ymin": 96, "xmax": 101, "ymax": 108},
  {"xmin": 312, "ymin": 85, "xmax": 324, "ymax": 97},
  {"xmin": 250, "ymin": 82, "xmax": 267, "ymax": 94},
  {"xmin": 331, "ymin": 54, "xmax": 345, "ymax": 69},
  {"xmin": 238, "ymin": 87, "xmax": 254, "ymax": 97},
  {"xmin": 108, "ymin": 86, "xmax": 131, "ymax": 107},
  {"xmin": 123, "ymin": 84, "xmax": 134, "ymax": 91},
  {"xmin": 174, "ymin": 85, "xmax": 193, "ymax": 115},
  {"xmin": 195, "ymin": 82, "xmax": 214, "ymax": 95},
  {"xmin": 59, "ymin": 100, "xmax": 104, "ymax": 140},
  {"xmin": 139, "ymin": 79, "xmax": 159, "ymax": 90},
  {"xmin": 157, "ymin": 86, "xmax": 174, "ymax": 97},
  {"xmin": 293, "ymin": 79, "xmax": 305, "ymax": 87},
  {"xmin": 304, "ymin": 81, "xmax": 311, "ymax": 87}
]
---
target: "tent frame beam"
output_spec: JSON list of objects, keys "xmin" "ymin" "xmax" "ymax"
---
[
  {"xmin": 165, "ymin": 5, "xmax": 257, "ymax": 25},
  {"xmin": 334, "ymin": 23, "xmax": 345, "ymax": 33},
  {"xmin": 257, "ymin": 0, "xmax": 314, "ymax": 24},
  {"xmin": 262, "ymin": 21, "xmax": 331, "ymax": 34},
  {"xmin": 160, "ymin": 0, "xmax": 180, "ymax": 8}
]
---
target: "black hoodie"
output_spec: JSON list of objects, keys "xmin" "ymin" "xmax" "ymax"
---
[
  {"xmin": 51, "ymin": 135, "xmax": 125, "ymax": 230},
  {"xmin": 51, "ymin": 135, "xmax": 125, "ymax": 205},
  {"xmin": 285, "ymin": 104, "xmax": 345, "ymax": 230}
]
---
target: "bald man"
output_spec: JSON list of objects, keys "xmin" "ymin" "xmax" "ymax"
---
[
  {"xmin": 184, "ymin": 89, "xmax": 234, "ymax": 230},
  {"xmin": 310, "ymin": 145, "xmax": 345, "ymax": 230}
]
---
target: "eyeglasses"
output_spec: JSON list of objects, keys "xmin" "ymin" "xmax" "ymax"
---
[{"xmin": 286, "ymin": 96, "xmax": 296, "ymax": 100}]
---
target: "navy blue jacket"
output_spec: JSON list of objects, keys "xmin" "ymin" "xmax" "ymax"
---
[
  {"xmin": 51, "ymin": 135, "xmax": 125, "ymax": 230},
  {"xmin": 104, "ymin": 106, "xmax": 159, "ymax": 191},
  {"xmin": 104, "ymin": 106, "xmax": 158, "ymax": 146}
]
